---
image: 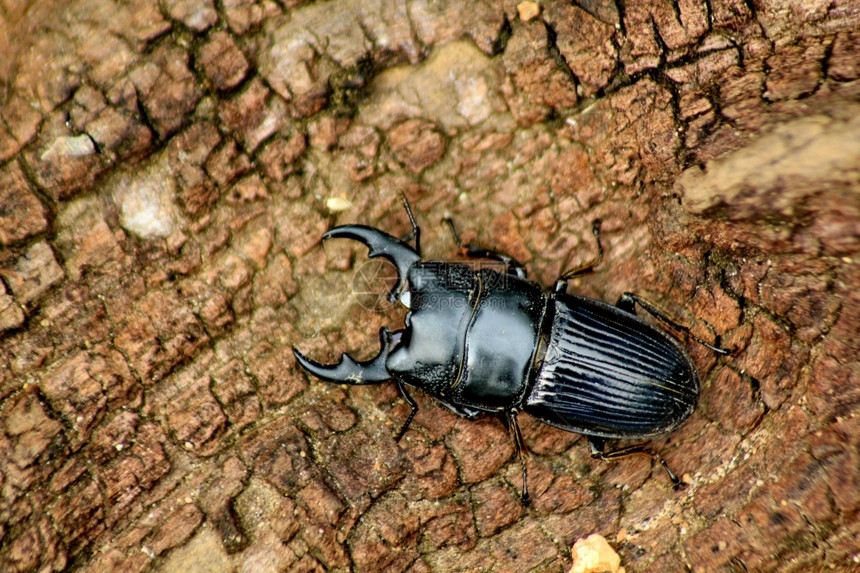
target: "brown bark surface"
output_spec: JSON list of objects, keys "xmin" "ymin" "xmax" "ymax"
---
[{"xmin": 1, "ymin": 1, "xmax": 858, "ymax": 571}]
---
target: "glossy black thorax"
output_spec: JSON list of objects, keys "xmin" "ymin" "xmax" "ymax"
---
[{"xmin": 386, "ymin": 262, "xmax": 547, "ymax": 411}]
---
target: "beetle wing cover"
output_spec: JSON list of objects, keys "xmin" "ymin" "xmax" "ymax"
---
[{"xmin": 525, "ymin": 295, "xmax": 699, "ymax": 439}]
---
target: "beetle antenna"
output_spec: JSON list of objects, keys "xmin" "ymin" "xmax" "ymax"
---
[{"xmin": 398, "ymin": 190, "xmax": 421, "ymax": 256}]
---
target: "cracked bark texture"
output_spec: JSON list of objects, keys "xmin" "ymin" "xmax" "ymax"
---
[{"xmin": 0, "ymin": 0, "xmax": 858, "ymax": 571}]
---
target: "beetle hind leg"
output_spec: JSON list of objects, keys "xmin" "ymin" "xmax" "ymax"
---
[
  {"xmin": 615, "ymin": 292, "xmax": 729, "ymax": 355},
  {"xmin": 554, "ymin": 219, "xmax": 603, "ymax": 294},
  {"xmin": 587, "ymin": 436, "xmax": 681, "ymax": 488}
]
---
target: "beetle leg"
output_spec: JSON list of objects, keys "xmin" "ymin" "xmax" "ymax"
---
[
  {"xmin": 615, "ymin": 292, "xmax": 637, "ymax": 314},
  {"xmin": 393, "ymin": 379, "xmax": 419, "ymax": 442},
  {"xmin": 554, "ymin": 219, "xmax": 603, "ymax": 293},
  {"xmin": 506, "ymin": 411, "xmax": 531, "ymax": 506},
  {"xmin": 587, "ymin": 436, "xmax": 681, "ymax": 488},
  {"xmin": 443, "ymin": 217, "xmax": 528, "ymax": 279},
  {"xmin": 616, "ymin": 293, "xmax": 730, "ymax": 355},
  {"xmin": 398, "ymin": 190, "xmax": 421, "ymax": 255}
]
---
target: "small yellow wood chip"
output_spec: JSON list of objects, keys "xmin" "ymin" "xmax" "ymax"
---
[
  {"xmin": 569, "ymin": 533, "xmax": 624, "ymax": 573},
  {"xmin": 517, "ymin": 1, "xmax": 540, "ymax": 22}
]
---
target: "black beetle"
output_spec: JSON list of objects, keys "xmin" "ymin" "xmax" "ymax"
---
[{"xmin": 293, "ymin": 196, "xmax": 726, "ymax": 504}]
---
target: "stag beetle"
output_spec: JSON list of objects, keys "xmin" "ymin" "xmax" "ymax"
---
[{"xmin": 293, "ymin": 196, "xmax": 726, "ymax": 504}]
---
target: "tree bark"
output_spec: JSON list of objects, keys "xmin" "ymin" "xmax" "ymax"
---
[{"xmin": 0, "ymin": 1, "xmax": 858, "ymax": 571}]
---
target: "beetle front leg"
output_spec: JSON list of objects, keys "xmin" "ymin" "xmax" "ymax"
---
[
  {"xmin": 587, "ymin": 436, "xmax": 681, "ymax": 488},
  {"xmin": 394, "ymin": 379, "xmax": 419, "ymax": 442},
  {"xmin": 443, "ymin": 218, "xmax": 528, "ymax": 279}
]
